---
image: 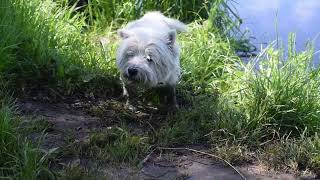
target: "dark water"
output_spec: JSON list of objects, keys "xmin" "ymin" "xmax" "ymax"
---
[{"xmin": 235, "ymin": 0, "xmax": 320, "ymax": 60}]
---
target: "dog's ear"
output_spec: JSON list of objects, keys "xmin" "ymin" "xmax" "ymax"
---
[
  {"xmin": 118, "ymin": 29, "xmax": 131, "ymax": 39},
  {"xmin": 167, "ymin": 30, "xmax": 177, "ymax": 46}
]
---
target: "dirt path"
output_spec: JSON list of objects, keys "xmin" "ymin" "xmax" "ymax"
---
[{"xmin": 17, "ymin": 98, "xmax": 315, "ymax": 180}]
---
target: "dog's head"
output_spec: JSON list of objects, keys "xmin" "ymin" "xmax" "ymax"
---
[{"xmin": 116, "ymin": 28, "xmax": 180, "ymax": 87}]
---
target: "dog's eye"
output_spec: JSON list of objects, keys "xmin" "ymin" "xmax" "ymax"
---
[{"xmin": 146, "ymin": 56, "xmax": 153, "ymax": 62}]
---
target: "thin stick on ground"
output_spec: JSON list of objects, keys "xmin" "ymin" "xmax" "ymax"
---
[
  {"xmin": 138, "ymin": 146, "xmax": 157, "ymax": 169},
  {"xmin": 158, "ymin": 147, "xmax": 247, "ymax": 180}
]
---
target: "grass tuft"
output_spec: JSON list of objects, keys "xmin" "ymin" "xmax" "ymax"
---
[
  {"xmin": 0, "ymin": 82, "xmax": 53, "ymax": 179},
  {"xmin": 227, "ymin": 35, "xmax": 320, "ymax": 138},
  {"xmin": 83, "ymin": 127, "xmax": 150, "ymax": 164}
]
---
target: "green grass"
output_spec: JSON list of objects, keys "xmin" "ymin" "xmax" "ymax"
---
[
  {"xmin": 179, "ymin": 20, "xmax": 240, "ymax": 94},
  {"xmin": 2, "ymin": 0, "xmax": 320, "ymax": 178},
  {"xmin": 157, "ymin": 95, "xmax": 218, "ymax": 146},
  {"xmin": 85, "ymin": 126, "xmax": 149, "ymax": 164},
  {"xmin": 203, "ymin": 37, "xmax": 320, "ymax": 172},
  {"xmin": 0, "ymin": 81, "xmax": 53, "ymax": 179},
  {"xmin": 67, "ymin": 0, "xmax": 232, "ymax": 29},
  {"xmin": 227, "ymin": 34, "xmax": 320, "ymax": 139},
  {"xmin": 157, "ymin": 33, "xmax": 320, "ymax": 173},
  {"xmin": 58, "ymin": 165, "xmax": 105, "ymax": 180},
  {"xmin": 2, "ymin": 0, "xmax": 119, "ymax": 94}
]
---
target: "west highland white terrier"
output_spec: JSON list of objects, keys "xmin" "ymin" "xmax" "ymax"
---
[{"xmin": 116, "ymin": 11, "xmax": 186, "ymax": 110}]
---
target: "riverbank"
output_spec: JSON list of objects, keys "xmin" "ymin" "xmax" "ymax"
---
[{"xmin": 1, "ymin": 0, "xmax": 320, "ymax": 179}]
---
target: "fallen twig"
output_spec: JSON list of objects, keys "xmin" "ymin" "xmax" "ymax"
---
[
  {"xmin": 138, "ymin": 147, "xmax": 157, "ymax": 169},
  {"xmin": 158, "ymin": 147, "xmax": 247, "ymax": 180}
]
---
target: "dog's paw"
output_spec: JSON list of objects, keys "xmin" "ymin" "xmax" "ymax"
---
[
  {"xmin": 174, "ymin": 103, "xmax": 179, "ymax": 110},
  {"xmin": 125, "ymin": 103, "xmax": 137, "ymax": 112}
]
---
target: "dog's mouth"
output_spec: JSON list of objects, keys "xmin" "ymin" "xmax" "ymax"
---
[
  {"xmin": 122, "ymin": 70, "xmax": 158, "ymax": 87},
  {"xmin": 123, "ymin": 74, "xmax": 156, "ymax": 88},
  {"xmin": 123, "ymin": 74, "xmax": 140, "ymax": 83}
]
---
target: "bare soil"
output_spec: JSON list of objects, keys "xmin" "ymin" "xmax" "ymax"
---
[{"xmin": 16, "ymin": 94, "xmax": 316, "ymax": 180}]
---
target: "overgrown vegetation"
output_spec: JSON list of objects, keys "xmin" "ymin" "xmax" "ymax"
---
[
  {"xmin": 1, "ymin": 0, "xmax": 320, "ymax": 178},
  {"xmin": 1, "ymin": 0, "xmax": 118, "ymax": 95},
  {"xmin": 64, "ymin": 0, "xmax": 231, "ymax": 29}
]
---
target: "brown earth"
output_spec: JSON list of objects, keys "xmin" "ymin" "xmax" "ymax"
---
[{"xmin": 17, "ymin": 94, "xmax": 316, "ymax": 180}]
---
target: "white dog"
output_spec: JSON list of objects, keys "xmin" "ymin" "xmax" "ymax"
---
[{"xmin": 116, "ymin": 12, "xmax": 186, "ymax": 110}]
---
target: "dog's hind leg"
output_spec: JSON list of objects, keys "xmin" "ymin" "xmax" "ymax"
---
[{"xmin": 157, "ymin": 85, "xmax": 179, "ymax": 110}]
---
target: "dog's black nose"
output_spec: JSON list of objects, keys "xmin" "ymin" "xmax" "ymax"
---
[{"xmin": 128, "ymin": 67, "xmax": 138, "ymax": 76}]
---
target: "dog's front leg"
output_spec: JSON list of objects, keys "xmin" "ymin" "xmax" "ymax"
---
[
  {"xmin": 122, "ymin": 82, "xmax": 138, "ymax": 111},
  {"xmin": 166, "ymin": 85, "xmax": 179, "ymax": 110}
]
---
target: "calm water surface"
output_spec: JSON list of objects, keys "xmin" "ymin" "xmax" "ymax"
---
[{"xmin": 235, "ymin": 0, "xmax": 320, "ymax": 60}]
